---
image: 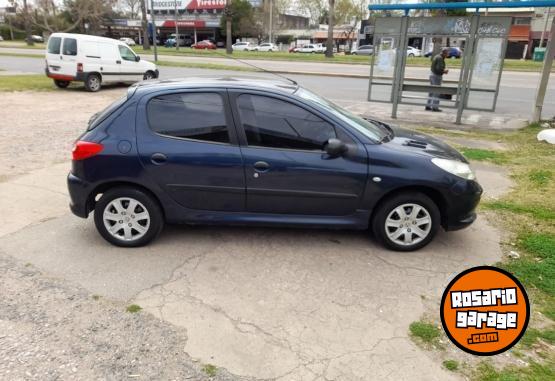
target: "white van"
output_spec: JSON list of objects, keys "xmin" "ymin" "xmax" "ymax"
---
[{"xmin": 45, "ymin": 33, "xmax": 158, "ymax": 92}]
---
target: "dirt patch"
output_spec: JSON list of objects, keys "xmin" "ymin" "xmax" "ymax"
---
[{"xmin": 0, "ymin": 89, "xmax": 124, "ymax": 181}]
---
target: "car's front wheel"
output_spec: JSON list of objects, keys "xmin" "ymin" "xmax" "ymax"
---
[
  {"xmin": 54, "ymin": 79, "xmax": 70, "ymax": 88},
  {"xmin": 143, "ymin": 70, "xmax": 156, "ymax": 80},
  {"xmin": 94, "ymin": 187, "xmax": 164, "ymax": 247},
  {"xmin": 372, "ymin": 192, "xmax": 440, "ymax": 251}
]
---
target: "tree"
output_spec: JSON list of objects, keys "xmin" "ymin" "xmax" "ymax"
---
[
  {"xmin": 22, "ymin": 0, "xmax": 33, "ymax": 45},
  {"xmin": 122, "ymin": 0, "xmax": 141, "ymax": 19},
  {"xmin": 325, "ymin": 0, "xmax": 334, "ymax": 58},
  {"xmin": 140, "ymin": 0, "xmax": 150, "ymax": 50},
  {"xmin": 297, "ymin": 0, "xmax": 326, "ymax": 27},
  {"xmin": 221, "ymin": 0, "xmax": 257, "ymax": 52}
]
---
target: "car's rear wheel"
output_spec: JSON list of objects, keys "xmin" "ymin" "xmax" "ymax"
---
[
  {"xmin": 84, "ymin": 73, "xmax": 101, "ymax": 92},
  {"xmin": 54, "ymin": 79, "xmax": 70, "ymax": 88},
  {"xmin": 372, "ymin": 192, "xmax": 440, "ymax": 251},
  {"xmin": 94, "ymin": 187, "xmax": 164, "ymax": 247}
]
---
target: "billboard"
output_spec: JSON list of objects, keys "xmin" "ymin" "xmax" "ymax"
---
[{"xmin": 152, "ymin": 0, "xmax": 226, "ymax": 11}]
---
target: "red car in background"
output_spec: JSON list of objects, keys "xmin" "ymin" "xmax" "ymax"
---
[{"xmin": 192, "ymin": 40, "xmax": 216, "ymax": 50}]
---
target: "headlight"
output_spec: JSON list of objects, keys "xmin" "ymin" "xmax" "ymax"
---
[{"xmin": 431, "ymin": 158, "xmax": 476, "ymax": 180}]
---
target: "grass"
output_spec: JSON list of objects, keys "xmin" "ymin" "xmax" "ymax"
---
[
  {"xmin": 483, "ymin": 201, "xmax": 555, "ymax": 221},
  {"xmin": 0, "ymin": 75, "xmax": 55, "ymax": 91},
  {"xmin": 529, "ymin": 169, "xmax": 553, "ymax": 187},
  {"xmin": 156, "ymin": 59, "xmax": 258, "ymax": 72},
  {"xmin": 520, "ymin": 328, "xmax": 555, "ymax": 348},
  {"xmin": 126, "ymin": 304, "xmax": 142, "ymax": 313},
  {"xmin": 443, "ymin": 360, "xmax": 459, "ymax": 371},
  {"xmin": 474, "ymin": 361, "xmax": 555, "ymax": 381},
  {"xmin": 409, "ymin": 321, "xmax": 442, "ymax": 349},
  {"xmin": 460, "ymin": 147, "xmax": 507, "ymax": 164},
  {"xmin": 202, "ymin": 364, "xmax": 217, "ymax": 377}
]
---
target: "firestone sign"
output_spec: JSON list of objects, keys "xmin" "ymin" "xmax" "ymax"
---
[{"xmin": 152, "ymin": 0, "xmax": 225, "ymax": 11}]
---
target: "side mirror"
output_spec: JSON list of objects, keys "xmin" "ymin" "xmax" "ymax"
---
[
  {"xmin": 324, "ymin": 138, "xmax": 347, "ymax": 157},
  {"xmin": 135, "ymin": 55, "xmax": 141, "ymax": 62}
]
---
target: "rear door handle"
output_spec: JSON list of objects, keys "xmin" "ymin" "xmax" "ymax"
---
[
  {"xmin": 253, "ymin": 161, "xmax": 270, "ymax": 172},
  {"xmin": 150, "ymin": 153, "xmax": 167, "ymax": 165}
]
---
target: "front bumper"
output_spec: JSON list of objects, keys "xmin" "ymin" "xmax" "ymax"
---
[
  {"xmin": 68, "ymin": 172, "xmax": 91, "ymax": 218},
  {"xmin": 443, "ymin": 179, "xmax": 482, "ymax": 231}
]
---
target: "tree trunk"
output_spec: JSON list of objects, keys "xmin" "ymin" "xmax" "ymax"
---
[
  {"xmin": 226, "ymin": 16, "xmax": 232, "ymax": 54},
  {"xmin": 23, "ymin": 0, "xmax": 33, "ymax": 46},
  {"xmin": 325, "ymin": 0, "xmax": 334, "ymax": 58},
  {"xmin": 225, "ymin": 0, "xmax": 232, "ymax": 55},
  {"xmin": 141, "ymin": 0, "xmax": 151, "ymax": 50}
]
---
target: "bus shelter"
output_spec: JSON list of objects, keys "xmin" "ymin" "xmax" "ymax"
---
[{"xmin": 368, "ymin": 14, "xmax": 511, "ymax": 124}]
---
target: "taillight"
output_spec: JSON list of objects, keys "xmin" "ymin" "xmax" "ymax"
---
[
  {"xmin": 72, "ymin": 141, "xmax": 103, "ymax": 161},
  {"xmin": 77, "ymin": 63, "xmax": 83, "ymax": 72}
]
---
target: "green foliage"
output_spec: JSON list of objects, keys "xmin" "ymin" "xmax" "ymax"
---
[
  {"xmin": 126, "ymin": 304, "xmax": 142, "ymax": 313},
  {"xmin": 443, "ymin": 359, "xmax": 459, "ymax": 371},
  {"xmin": 202, "ymin": 364, "xmax": 217, "ymax": 377},
  {"xmin": 528, "ymin": 170, "xmax": 552, "ymax": 187},
  {"xmin": 0, "ymin": 75, "xmax": 55, "ymax": 91},
  {"xmin": 409, "ymin": 321, "xmax": 442, "ymax": 348},
  {"xmin": 520, "ymin": 328, "xmax": 555, "ymax": 348},
  {"xmin": 473, "ymin": 361, "xmax": 555, "ymax": 381},
  {"xmin": 519, "ymin": 233, "xmax": 555, "ymax": 259},
  {"xmin": 461, "ymin": 148, "xmax": 506, "ymax": 164},
  {"xmin": 220, "ymin": 0, "xmax": 257, "ymax": 39}
]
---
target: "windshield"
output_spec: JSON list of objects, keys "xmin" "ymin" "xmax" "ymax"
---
[{"xmin": 295, "ymin": 88, "xmax": 389, "ymax": 142}]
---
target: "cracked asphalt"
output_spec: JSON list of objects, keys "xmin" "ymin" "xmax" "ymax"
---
[{"xmin": 0, "ymin": 89, "xmax": 511, "ymax": 380}]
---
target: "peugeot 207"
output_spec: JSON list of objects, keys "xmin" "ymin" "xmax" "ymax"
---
[{"xmin": 67, "ymin": 77, "xmax": 482, "ymax": 251}]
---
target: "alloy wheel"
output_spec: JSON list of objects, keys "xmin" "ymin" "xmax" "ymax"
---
[
  {"xmin": 385, "ymin": 203, "xmax": 432, "ymax": 246},
  {"xmin": 103, "ymin": 197, "xmax": 150, "ymax": 241}
]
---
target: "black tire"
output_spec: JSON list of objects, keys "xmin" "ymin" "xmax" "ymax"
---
[
  {"xmin": 94, "ymin": 187, "xmax": 164, "ymax": 247},
  {"xmin": 143, "ymin": 70, "xmax": 156, "ymax": 80},
  {"xmin": 84, "ymin": 73, "xmax": 101, "ymax": 92},
  {"xmin": 54, "ymin": 79, "xmax": 70, "ymax": 88},
  {"xmin": 371, "ymin": 192, "xmax": 440, "ymax": 252}
]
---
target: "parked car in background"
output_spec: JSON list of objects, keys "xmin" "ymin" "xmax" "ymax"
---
[
  {"xmin": 0, "ymin": 36, "xmax": 4, "ymax": 42},
  {"xmin": 254, "ymin": 42, "xmax": 278, "ymax": 52},
  {"xmin": 288, "ymin": 45, "xmax": 302, "ymax": 53},
  {"xmin": 192, "ymin": 40, "xmax": 216, "ymax": 50},
  {"xmin": 425, "ymin": 46, "xmax": 463, "ymax": 59},
  {"xmin": 351, "ymin": 45, "xmax": 374, "ymax": 55},
  {"xmin": 45, "ymin": 32, "xmax": 158, "ymax": 92},
  {"xmin": 297, "ymin": 43, "xmax": 325, "ymax": 53},
  {"xmin": 31, "ymin": 35, "xmax": 44, "ymax": 43},
  {"xmin": 232, "ymin": 41, "xmax": 255, "ymax": 51},
  {"xmin": 407, "ymin": 46, "xmax": 421, "ymax": 57},
  {"xmin": 119, "ymin": 37, "xmax": 136, "ymax": 46},
  {"xmin": 165, "ymin": 33, "xmax": 193, "ymax": 47},
  {"xmin": 68, "ymin": 76, "xmax": 481, "ymax": 251}
]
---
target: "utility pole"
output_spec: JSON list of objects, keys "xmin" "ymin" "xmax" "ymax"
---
[
  {"xmin": 539, "ymin": 7, "xmax": 552, "ymax": 48},
  {"xmin": 225, "ymin": 0, "xmax": 233, "ymax": 54},
  {"xmin": 532, "ymin": 16, "xmax": 555, "ymax": 123},
  {"xmin": 150, "ymin": 0, "xmax": 158, "ymax": 61},
  {"xmin": 174, "ymin": 0, "xmax": 179, "ymax": 51}
]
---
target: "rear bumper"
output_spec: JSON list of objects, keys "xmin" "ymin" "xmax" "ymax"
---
[
  {"xmin": 68, "ymin": 172, "xmax": 91, "ymax": 218},
  {"xmin": 45, "ymin": 68, "xmax": 75, "ymax": 81}
]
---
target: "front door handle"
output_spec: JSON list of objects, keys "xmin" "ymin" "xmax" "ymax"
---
[
  {"xmin": 150, "ymin": 153, "xmax": 167, "ymax": 165},
  {"xmin": 116, "ymin": 60, "xmax": 121, "ymax": 64},
  {"xmin": 253, "ymin": 161, "xmax": 270, "ymax": 172}
]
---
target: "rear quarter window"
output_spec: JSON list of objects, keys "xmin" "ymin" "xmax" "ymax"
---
[{"xmin": 47, "ymin": 37, "xmax": 62, "ymax": 54}]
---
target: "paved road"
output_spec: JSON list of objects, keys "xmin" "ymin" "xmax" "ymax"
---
[{"xmin": 1, "ymin": 54, "xmax": 554, "ymax": 122}]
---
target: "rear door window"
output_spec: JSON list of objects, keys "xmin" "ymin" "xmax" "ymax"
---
[
  {"xmin": 147, "ymin": 93, "xmax": 230, "ymax": 144},
  {"xmin": 47, "ymin": 37, "xmax": 62, "ymax": 54},
  {"xmin": 62, "ymin": 38, "xmax": 77, "ymax": 56}
]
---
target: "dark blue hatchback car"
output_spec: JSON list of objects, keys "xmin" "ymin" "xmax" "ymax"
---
[{"xmin": 68, "ymin": 76, "xmax": 482, "ymax": 251}]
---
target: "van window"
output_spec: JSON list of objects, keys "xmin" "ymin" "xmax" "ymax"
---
[
  {"xmin": 62, "ymin": 38, "xmax": 77, "ymax": 56},
  {"xmin": 47, "ymin": 37, "xmax": 62, "ymax": 54},
  {"xmin": 118, "ymin": 45, "xmax": 136, "ymax": 62},
  {"xmin": 147, "ymin": 93, "xmax": 229, "ymax": 144}
]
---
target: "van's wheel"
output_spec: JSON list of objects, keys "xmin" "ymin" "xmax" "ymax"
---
[
  {"xmin": 143, "ymin": 71, "xmax": 156, "ymax": 80},
  {"xmin": 94, "ymin": 187, "xmax": 164, "ymax": 247},
  {"xmin": 54, "ymin": 79, "xmax": 70, "ymax": 88},
  {"xmin": 84, "ymin": 73, "xmax": 101, "ymax": 92},
  {"xmin": 371, "ymin": 192, "xmax": 440, "ymax": 251}
]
